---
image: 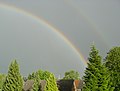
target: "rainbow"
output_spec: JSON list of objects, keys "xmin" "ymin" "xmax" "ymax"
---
[
  {"xmin": 64, "ymin": 0, "xmax": 109, "ymax": 47},
  {"xmin": 0, "ymin": 3, "xmax": 87, "ymax": 66}
]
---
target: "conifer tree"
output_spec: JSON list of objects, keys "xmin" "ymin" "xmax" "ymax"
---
[
  {"xmin": 105, "ymin": 47, "xmax": 120, "ymax": 91},
  {"xmin": 43, "ymin": 71, "xmax": 59, "ymax": 91},
  {"xmin": 32, "ymin": 72, "xmax": 40, "ymax": 91},
  {"xmin": 28, "ymin": 72, "xmax": 36, "ymax": 80},
  {"xmin": 2, "ymin": 60, "xmax": 23, "ymax": 91},
  {"xmin": 82, "ymin": 45, "xmax": 113, "ymax": 91},
  {"xmin": 0, "ymin": 74, "xmax": 5, "ymax": 89},
  {"xmin": 37, "ymin": 70, "xmax": 59, "ymax": 91}
]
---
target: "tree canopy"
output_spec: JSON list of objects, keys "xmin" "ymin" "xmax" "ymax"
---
[
  {"xmin": 2, "ymin": 60, "xmax": 23, "ymax": 91},
  {"xmin": 105, "ymin": 47, "xmax": 120, "ymax": 91},
  {"xmin": 32, "ymin": 72, "xmax": 40, "ymax": 91},
  {"xmin": 28, "ymin": 69, "xmax": 59, "ymax": 91},
  {"xmin": 63, "ymin": 70, "xmax": 80, "ymax": 80},
  {"xmin": 82, "ymin": 45, "xmax": 113, "ymax": 91},
  {"xmin": 0, "ymin": 74, "xmax": 5, "ymax": 89}
]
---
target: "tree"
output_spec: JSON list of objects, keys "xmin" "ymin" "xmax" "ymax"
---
[
  {"xmin": 42, "ymin": 71, "xmax": 59, "ymax": 91},
  {"xmin": 82, "ymin": 45, "xmax": 113, "ymax": 91},
  {"xmin": 105, "ymin": 47, "xmax": 120, "ymax": 91},
  {"xmin": 0, "ymin": 74, "xmax": 5, "ymax": 89},
  {"xmin": 2, "ymin": 60, "xmax": 23, "ymax": 91},
  {"xmin": 28, "ymin": 72, "xmax": 36, "ymax": 80},
  {"xmin": 63, "ymin": 70, "xmax": 80, "ymax": 80},
  {"xmin": 32, "ymin": 72, "xmax": 40, "ymax": 91},
  {"xmin": 37, "ymin": 70, "xmax": 44, "ymax": 80},
  {"xmin": 28, "ymin": 70, "xmax": 59, "ymax": 91}
]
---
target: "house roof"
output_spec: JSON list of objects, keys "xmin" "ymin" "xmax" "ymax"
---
[
  {"xmin": 23, "ymin": 80, "xmax": 46, "ymax": 91},
  {"xmin": 57, "ymin": 79, "xmax": 83, "ymax": 91},
  {"xmin": 74, "ymin": 80, "xmax": 83, "ymax": 89},
  {"xmin": 40, "ymin": 80, "xmax": 46, "ymax": 91},
  {"xmin": 57, "ymin": 80, "xmax": 74, "ymax": 91},
  {"xmin": 23, "ymin": 80, "xmax": 34, "ymax": 91}
]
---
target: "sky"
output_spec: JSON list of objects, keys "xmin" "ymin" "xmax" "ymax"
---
[{"xmin": 0, "ymin": 0, "xmax": 120, "ymax": 77}]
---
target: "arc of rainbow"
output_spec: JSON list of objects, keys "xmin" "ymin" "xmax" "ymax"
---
[
  {"xmin": 0, "ymin": 3, "xmax": 87, "ymax": 66},
  {"xmin": 64, "ymin": 0, "xmax": 109, "ymax": 47}
]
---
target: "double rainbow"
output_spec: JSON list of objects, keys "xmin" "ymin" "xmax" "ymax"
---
[{"xmin": 0, "ymin": 3, "xmax": 87, "ymax": 66}]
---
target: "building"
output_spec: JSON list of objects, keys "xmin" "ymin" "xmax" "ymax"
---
[
  {"xmin": 23, "ymin": 80, "xmax": 46, "ymax": 91},
  {"xmin": 23, "ymin": 79, "xmax": 83, "ymax": 91},
  {"xmin": 57, "ymin": 79, "xmax": 83, "ymax": 91}
]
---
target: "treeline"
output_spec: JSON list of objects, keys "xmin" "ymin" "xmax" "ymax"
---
[
  {"xmin": 0, "ymin": 45, "xmax": 120, "ymax": 91},
  {"xmin": 83, "ymin": 45, "xmax": 120, "ymax": 91},
  {"xmin": 0, "ymin": 60, "xmax": 59, "ymax": 91},
  {"xmin": 0, "ymin": 61, "xmax": 80, "ymax": 91}
]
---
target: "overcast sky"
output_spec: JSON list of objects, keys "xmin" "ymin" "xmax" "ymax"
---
[{"xmin": 0, "ymin": 0, "xmax": 120, "ymax": 77}]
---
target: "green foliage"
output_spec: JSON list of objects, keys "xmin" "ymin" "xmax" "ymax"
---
[
  {"xmin": 0, "ymin": 74, "xmax": 5, "ymax": 89},
  {"xmin": 105, "ymin": 47, "xmax": 120, "ymax": 91},
  {"xmin": 42, "ymin": 71, "xmax": 59, "ymax": 91},
  {"xmin": 63, "ymin": 70, "xmax": 80, "ymax": 80},
  {"xmin": 32, "ymin": 72, "xmax": 40, "ymax": 91},
  {"xmin": 37, "ymin": 70, "xmax": 44, "ymax": 80},
  {"xmin": 82, "ymin": 45, "xmax": 112, "ymax": 91},
  {"xmin": 2, "ymin": 60, "xmax": 23, "ymax": 91},
  {"xmin": 27, "ymin": 69, "xmax": 59, "ymax": 91},
  {"xmin": 28, "ymin": 72, "xmax": 36, "ymax": 80}
]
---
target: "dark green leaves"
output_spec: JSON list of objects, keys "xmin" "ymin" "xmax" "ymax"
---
[{"xmin": 83, "ymin": 45, "xmax": 112, "ymax": 91}]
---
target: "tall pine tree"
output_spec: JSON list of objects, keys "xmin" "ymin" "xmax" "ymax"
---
[
  {"xmin": 105, "ymin": 47, "xmax": 120, "ymax": 91},
  {"xmin": 82, "ymin": 45, "xmax": 113, "ymax": 91},
  {"xmin": 2, "ymin": 60, "xmax": 23, "ymax": 91}
]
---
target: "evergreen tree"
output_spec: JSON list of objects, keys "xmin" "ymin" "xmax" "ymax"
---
[
  {"xmin": 37, "ymin": 70, "xmax": 59, "ymax": 91},
  {"xmin": 105, "ymin": 47, "xmax": 120, "ymax": 91},
  {"xmin": 63, "ymin": 70, "xmax": 80, "ymax": 80},
  {"xmin": 0, "ymin": 74, "xmax": 5, "ymax": 89},
  {"xmin": 82, "ymin": 45, "xmax": 113, "ymax": 91},
  {"xmin": 2, "ymin": 60, "xmax": 23, "ymax": 91},
  {"xmin": 37, "ymin": 70, "xmax": 44, "ymax": 80},
  {"xmin": 28, "ymin": 72, "xmax": 36, "ymax": 80},
  {"xmin": 32, "ymin": 72, "xmax": 40, "ymax": 91},
  {"xmin": 42, "ymin": 71, "xmax": 58, "ymax": 91}
]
